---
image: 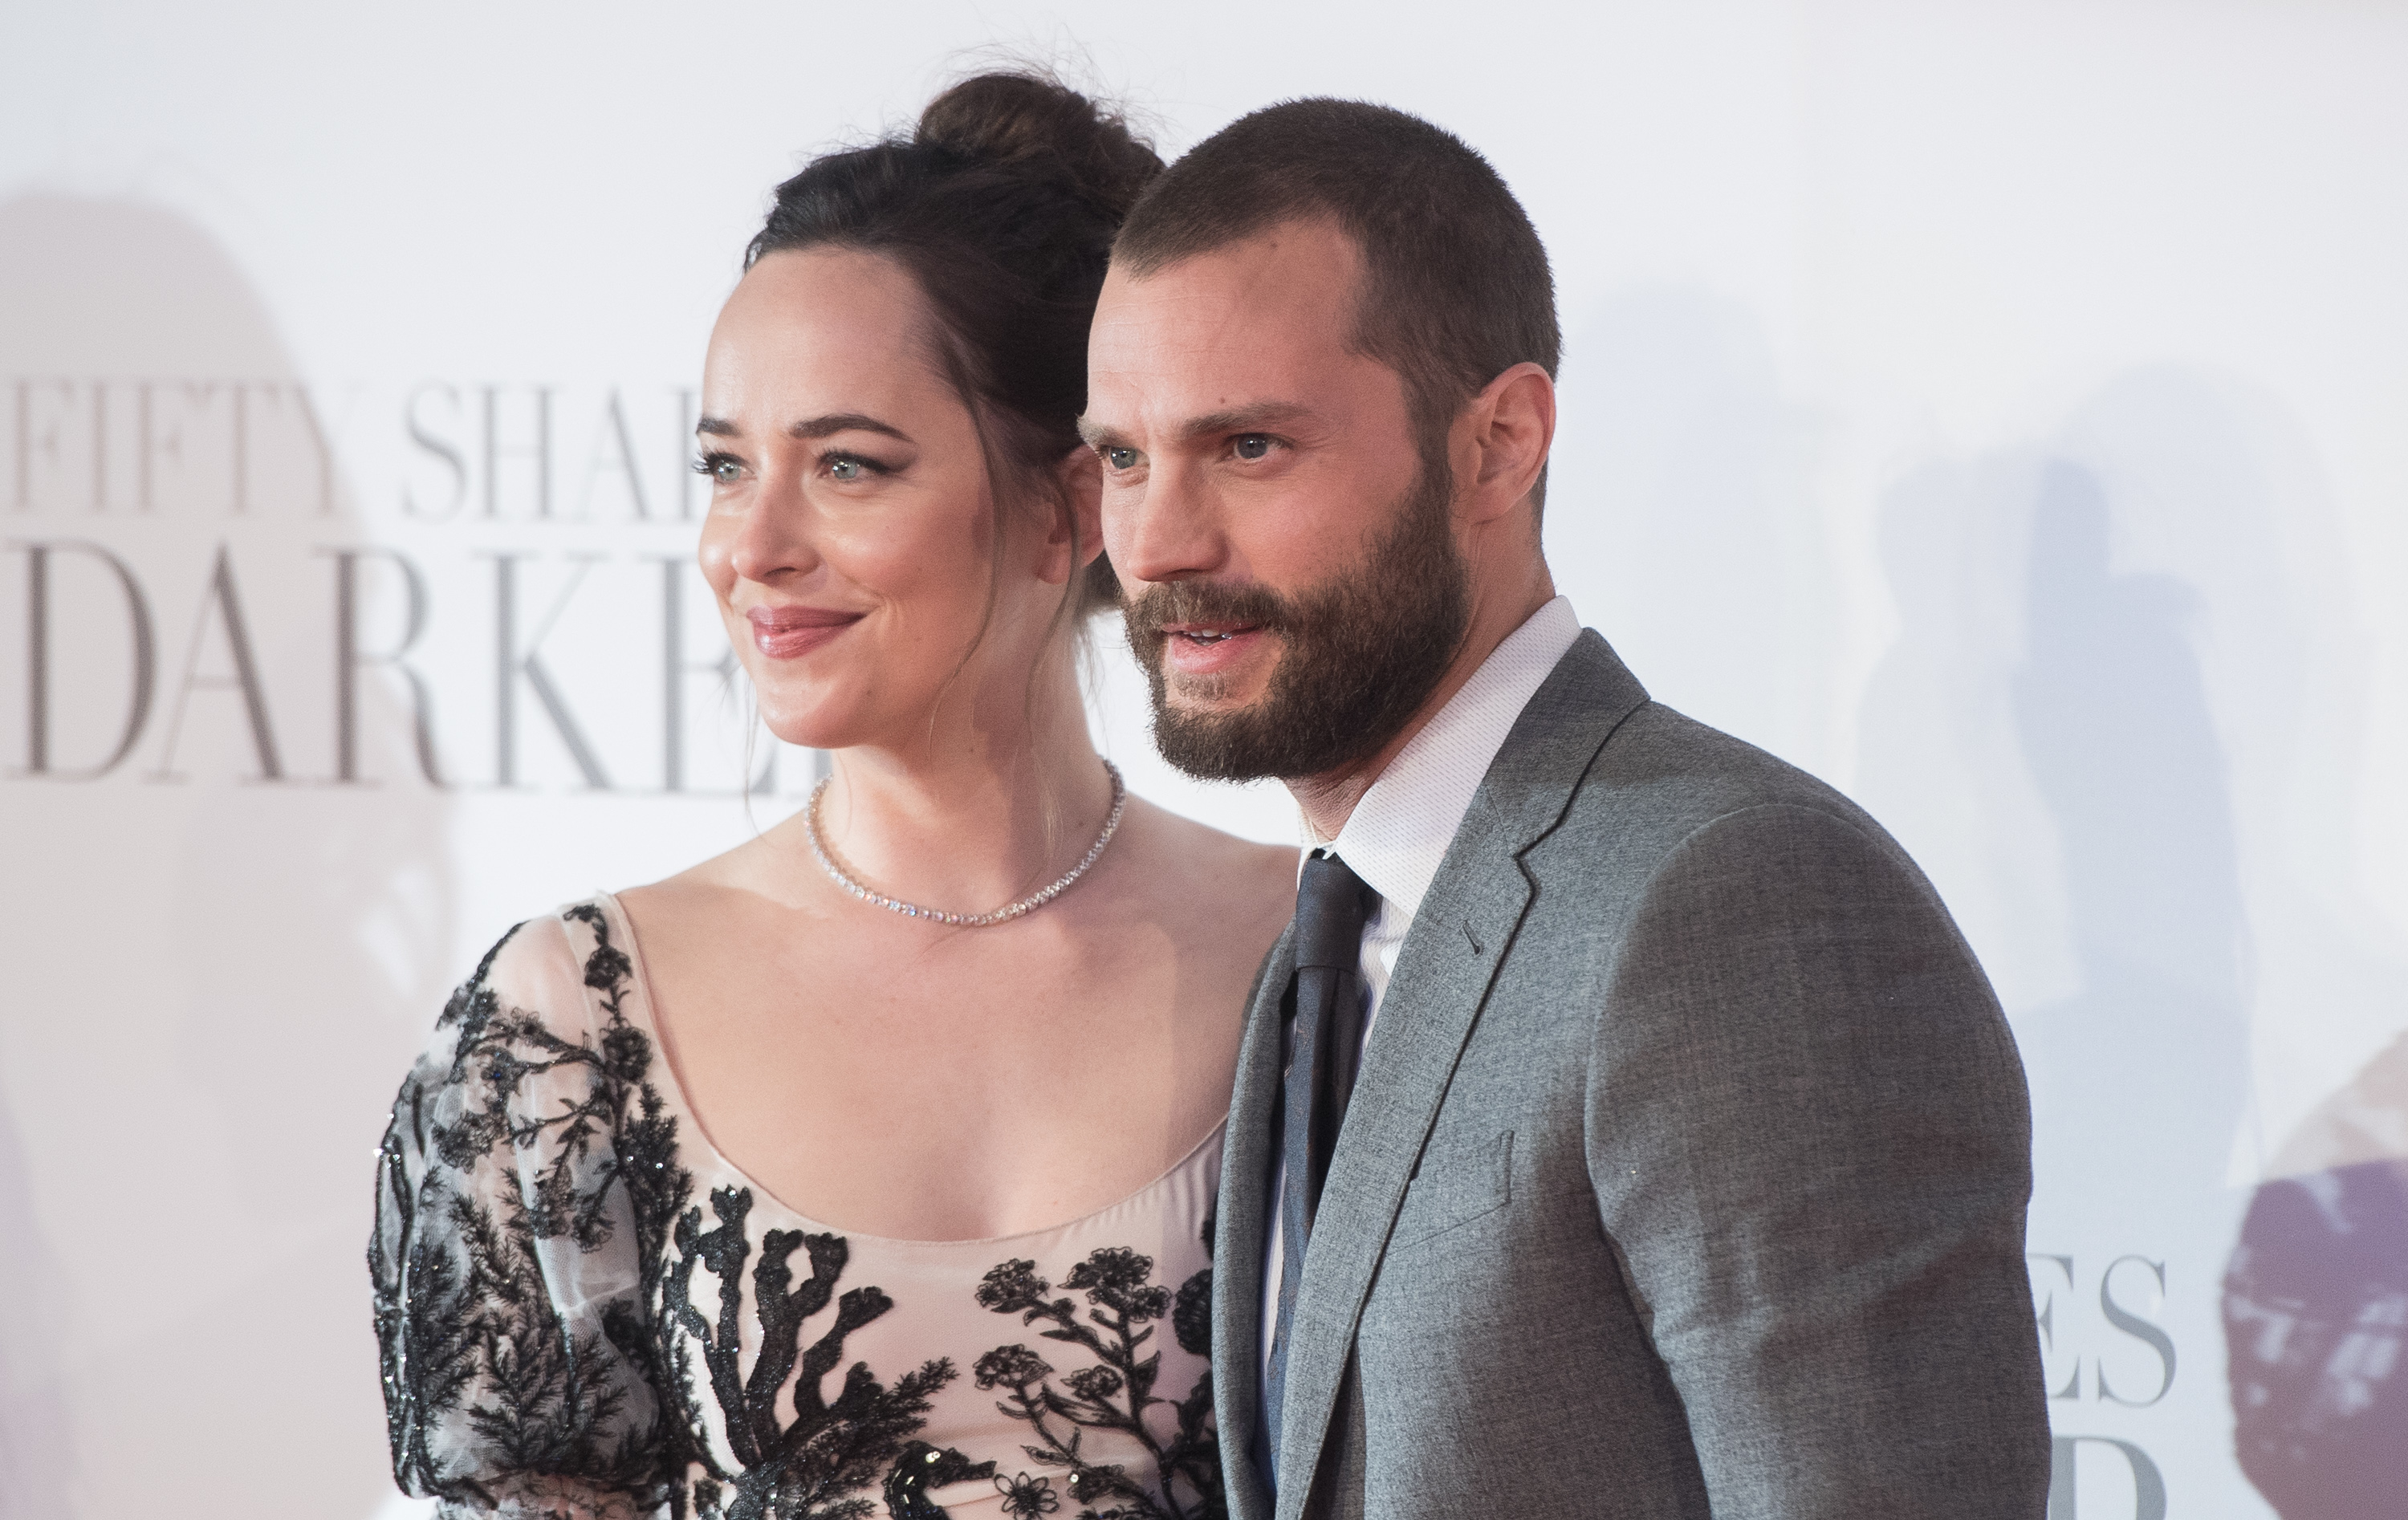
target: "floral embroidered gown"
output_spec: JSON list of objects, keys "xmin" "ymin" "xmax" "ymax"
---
[{"xmin": 372, "ymin": 896, "xmax": 1223, "ymax": 1520}]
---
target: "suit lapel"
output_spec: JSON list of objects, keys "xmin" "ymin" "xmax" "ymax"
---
[
  {"xmin": 1271, "ymin": 632, "xmax": 1650, "ymax": 1514},
  {"xmin": 1214, "ymin": 920, "xmax": 1296, "ymax": 1520}
]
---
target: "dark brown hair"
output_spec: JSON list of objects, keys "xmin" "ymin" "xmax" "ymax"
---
[
  {"xmin": 747, "ymin": 71, "xmax": 1160, "ymax": 615},
  {"xmin": 1115, "ymin": 98, "xmax": 1559, "ymax": 510}
]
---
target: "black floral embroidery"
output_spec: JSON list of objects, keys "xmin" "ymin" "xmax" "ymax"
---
[
  {"xmin": 997, "ymin": 1471, "xmax": 1064, "ymax": 1517},
  {"xmin": 372, "ymin": 908, "xmax": 950, "ymax": 1520},
  {"xmin": 663, "ymin": 1185, "xmax": 956, "ymax": 1520},
  {"xmin": 974, "ymin": 1244, "xmax": 1222, "ymax": 1520},
  {"xmin": 1170, "ymin": 1276, "xmax": 1212, "ymax": 1365},
  {"xmin": 372, "ymin": 919, "xmax": 693, "ymax": 1514},
  {"xmin": 374, "ymin": 904, "xmax": 1224, "ymax": 1520}
]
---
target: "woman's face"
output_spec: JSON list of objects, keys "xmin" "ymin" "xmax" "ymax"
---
[{"xmin": 697, "ymin": 248, "xmax": 1080, "ymax": 754}]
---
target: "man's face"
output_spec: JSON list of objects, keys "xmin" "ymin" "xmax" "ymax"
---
[{"xmin": 1084, "ymin": 221, "xmax": 1469, "ymax": 781}]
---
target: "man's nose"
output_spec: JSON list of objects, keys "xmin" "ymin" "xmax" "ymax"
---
[{"xmin": 1109, "ymin": 457, "xmax": 1225, "ymax": 587}]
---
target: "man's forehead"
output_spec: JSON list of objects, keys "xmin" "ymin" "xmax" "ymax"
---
[
  {"xmin": 1100, "ymin": 221, "xmax": 1361, "ymax": 328},
  {"xmin": 1089, "ymin": 228, "xmax": 1363, "ymax": 418},
  {"xmin": 1082, "ymin": 338, "xmax": 1339, "ymax": 444},
  {"xmin": 1116, "ymin": 213, "xmax": 1361, "ymax": 279}
]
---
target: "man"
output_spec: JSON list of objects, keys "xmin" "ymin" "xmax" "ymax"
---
[{"xmin": 1082, "ymin": 99, "xmax": 2049, "ymax": 1519}]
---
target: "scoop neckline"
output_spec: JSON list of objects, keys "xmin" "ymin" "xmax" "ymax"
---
[{"xmin": 590, "ymin": 889, "xmax": 1229, "ymax": 1250}]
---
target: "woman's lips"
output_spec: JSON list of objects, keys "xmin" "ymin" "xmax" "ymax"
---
[
  {"xmin": 1158, "ymin": 622, "xmax": 1267, "ymax": 679},
  {"xmin": 746, "ymin": 605, "xmax": 864, "ymax": 660}
]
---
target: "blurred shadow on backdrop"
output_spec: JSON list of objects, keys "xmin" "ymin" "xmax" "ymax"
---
[
  {"xmin": 2010, "ymin": 454, "xmax": 2251, "ymax": 1224},
  {"xmin": 1857, "ymin": 452, "xmax": 2077, "ymax": 1016},
  {"xmin": 1856, "ymin": 365, "xmax": 2404, "ymax": 1516},
  {"xmin": 0, "ymin": 195, "xmax": 454, "ymax": 1517},
  {"xmin": 1863, "ymin": 437, "xmax": 2254, "ymax": 1238},
  {"xmin": 1861, "ymin": 419, "xmax": 2255, "ymax": 1265},
  {"xmin": 1544, "ymin": 287, "xmax": 1834, "ymax": 762}
]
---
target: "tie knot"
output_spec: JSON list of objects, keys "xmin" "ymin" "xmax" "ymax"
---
[{"xmin": 1295, "ymin": 850, "xmax": 1377, "ymax": 971}]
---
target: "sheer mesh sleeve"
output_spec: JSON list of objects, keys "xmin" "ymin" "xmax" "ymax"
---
[{"xmin": 371, "ymin": 908, "xmax": 693, "ymax": 1518}]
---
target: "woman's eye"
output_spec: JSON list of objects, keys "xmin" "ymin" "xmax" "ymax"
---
[
  {"xmin": 1106, "ymin": 447, "xmax": 1138, "ymax": 471},
  {"xmin": 824, "ymin": 453, "xmax": 893, "ymax": 482},
  {"xmin": 1233, "ymin": 434, "xmax": 1272, "ymax": 461},
  {"xmin": 694, "ymin": 452, "xmax": 744, "ymax": 484}
]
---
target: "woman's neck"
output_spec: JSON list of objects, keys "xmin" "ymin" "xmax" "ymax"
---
[{"xmin": 779, "ymin": 656, "xmax": 1116, "ymax": 917}]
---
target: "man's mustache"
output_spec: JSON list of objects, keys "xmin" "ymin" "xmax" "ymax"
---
[{"xmin": 1124, "ymin": 580, "xmax": 1303, "ymax": 642}]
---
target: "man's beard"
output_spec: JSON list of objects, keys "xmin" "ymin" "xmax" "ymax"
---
[{"xmin": 1123, "ymin": 458, "xmax": 1470, "ymax": 782}]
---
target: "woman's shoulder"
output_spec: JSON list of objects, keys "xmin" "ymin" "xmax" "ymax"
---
[
  {"xmin": 396, "ymin": 895, "xmax": 668, "ymax": 1189},
  {"xmin": 419, "ymin": 896, "xmax": 642, "ymax": 1072},
  {"xmin": 464, "ymin": 895, "xmax": 629, "ymax": 1000},
  {"xmin": 1121, "ymin": 795, "xmax": 1299, "ymax": 891},
  {"xmin": 1111, "ymin": 797, "xmax": 1298, "ymax": 957}
]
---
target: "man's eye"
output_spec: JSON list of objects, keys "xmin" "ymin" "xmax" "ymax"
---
[
  {"xmin": 1106, "ymin": 447, "xmax": 1138, "ymax": 471},
  {"xmin": 1233, "ymin": 435, "xmax": 1272, "ymax": 461}
]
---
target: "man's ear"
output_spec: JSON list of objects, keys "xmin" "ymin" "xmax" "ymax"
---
[
  {"xmin": 1039, "ymin": 444, "xmax": 1106, "ymax": 587},
  {"xmin": 1461, "ymin": 362, "xmax": 1556, "ymax": 526}
]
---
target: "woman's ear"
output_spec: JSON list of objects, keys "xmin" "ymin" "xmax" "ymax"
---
[{"xmin": 1038, "ymin": 445, "xmax": 1105, "ymax": 585}]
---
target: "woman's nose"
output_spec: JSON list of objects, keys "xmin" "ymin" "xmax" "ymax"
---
[{"xmin": 726, "ymin": 482, "xmax": 818, "ymax": 587}]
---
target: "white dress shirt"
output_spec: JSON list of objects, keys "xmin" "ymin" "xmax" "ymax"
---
[{"xmin": 1258, "ymin": 596, "xmax": 1582, "ymax": 1402}]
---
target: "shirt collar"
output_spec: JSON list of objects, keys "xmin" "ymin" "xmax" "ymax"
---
[{"xmin": 1303, "ymin": 596, "xmax": 1581, "ymax": 921}]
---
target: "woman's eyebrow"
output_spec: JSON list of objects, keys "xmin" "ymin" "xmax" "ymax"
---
[
  {"xmin": 694, "ymin": 413, "xmax": 914, "ymax": 443},
  {"xmin": 790, "ymin": 413, "xmax": 912, "ymax": 442}
]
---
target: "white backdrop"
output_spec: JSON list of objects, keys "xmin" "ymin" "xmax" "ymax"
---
[{"xmin": 3, "ymin": 3, "xmax": 2404, "ymax": 1517}]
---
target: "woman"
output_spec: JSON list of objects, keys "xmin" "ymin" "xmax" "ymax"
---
[{"xmin": 372, "ymin": 74, "xmax": 1296, "ymax": 1520}]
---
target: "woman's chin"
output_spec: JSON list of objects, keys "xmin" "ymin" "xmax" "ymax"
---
[
  {"xmin": 754, "ymin": 685, "xmax": 901, "ymax": 754},
  {"xmin": 757, "ymin": 709, "xmax": 852, "ymax": 754}
]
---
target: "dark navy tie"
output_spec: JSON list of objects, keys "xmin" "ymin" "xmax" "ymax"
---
[{"xmin": 1260, "ymin": 849, "xmax": 1378, "ymax": 1495}]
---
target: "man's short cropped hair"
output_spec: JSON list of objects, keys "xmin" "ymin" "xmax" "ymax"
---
[{"xmin": 1114, "ymin": 98, "xmax": 1560, "ymax": 505}]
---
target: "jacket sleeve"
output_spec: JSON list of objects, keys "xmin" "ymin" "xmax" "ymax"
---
[
  {"xmin": 1583, "ymin": 802, "xmax": 2051, "ymax": 1518},
  {"xmin": 370, "ymin": 913, "xmax": 682, "ymax": 1520}
]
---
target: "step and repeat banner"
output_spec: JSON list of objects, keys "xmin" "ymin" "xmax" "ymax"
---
[{"xmin": 2, "ymin": 3, "xmax": 2402, "ymax": 1518}]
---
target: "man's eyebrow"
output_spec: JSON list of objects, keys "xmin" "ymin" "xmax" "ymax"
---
[
  {"xmin": 1179, "ymin": 401, "xmax": 1313, "ymax": 441},
  {"xmin": 1076, "ymin": 416, "xmax": 1130, "ymax": 450},
  {"xmin": 694, "ymin": 413, "xmax": 913, "ymax": 442},
  {"xmin": 1075, "ymin": 402, "xmax": 1316, "ymax": 453}
]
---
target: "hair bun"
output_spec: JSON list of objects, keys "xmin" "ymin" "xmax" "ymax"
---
[{"xmin": 916, "ymin": 71, "xmax": 1160, "ymax": 218}]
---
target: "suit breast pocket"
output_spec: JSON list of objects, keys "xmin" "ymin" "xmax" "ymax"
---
[{"xmin": 1388, "ymin": 1129, "xmax": 1514, "ymax": 1252}]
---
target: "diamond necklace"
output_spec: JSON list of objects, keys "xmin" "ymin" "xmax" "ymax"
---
[{"xmin": 804, "ymin": 760, "xmax": 1128, "ymax": 928}]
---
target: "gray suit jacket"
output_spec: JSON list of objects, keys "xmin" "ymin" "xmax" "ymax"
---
[{"xmin": 1213, "ymin": 632, "xmax": 2049, "ymax": 1519}]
